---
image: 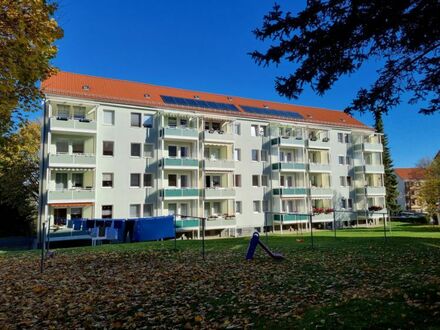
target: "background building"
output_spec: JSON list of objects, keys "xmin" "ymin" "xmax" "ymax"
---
[{"xmin": 39, "ymin": 72, "xmax": 386, "ymax": 241}]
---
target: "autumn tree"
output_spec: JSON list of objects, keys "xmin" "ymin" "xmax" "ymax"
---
[
  {"xmin": 0, "ymin": 0, "xmax": 63, "ymax": 136},
  {"xmin": 373, "ymin": 111, "xmax": 400, "ymax": 213},
  {"xmin": 0, "ymin": 122, "xmax": 40, "ymax": 236},
  {"xmin": 419, "ymin": 156, "xmax": 440, "ymax": 223},
  {"xmin": 251, "ymin": 1, "xmax": 439, "ymax": 115}
]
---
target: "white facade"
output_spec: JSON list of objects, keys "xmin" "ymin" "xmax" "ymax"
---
[{"xmin": 39, "ymin": 93, "xmax": 386, "ymax": 239}]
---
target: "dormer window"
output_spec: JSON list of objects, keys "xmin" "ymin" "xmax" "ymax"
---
[
  {"xmin": 82, "ymin": 85, "xmax": 90, "ymax": 91},
  {"xmin": 194, "ymin": 95, "xmax": 200, "ymax": 100}
]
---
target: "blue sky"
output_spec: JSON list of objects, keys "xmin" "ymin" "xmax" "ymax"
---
[{"xmin": 51, "ymin": 0, "xmax": 439, "ymax": 167}]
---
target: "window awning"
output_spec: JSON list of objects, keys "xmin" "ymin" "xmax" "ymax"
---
[
  {"xmin": 49, "ymin": 202, "xmax": 94, "ymax": 208},
  {"xmin": 51, "ymin": 168, "xmax": 95, "ymax": 172}
]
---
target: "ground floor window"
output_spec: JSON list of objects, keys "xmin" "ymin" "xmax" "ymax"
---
[{"xmin": 102, "ymin": 205, "xmax": 113, "ymax": 219}]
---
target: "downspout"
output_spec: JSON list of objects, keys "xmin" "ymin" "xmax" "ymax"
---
[{"xmin": 37, "ymin": 100, "xmax": 49, "ymax": 248}]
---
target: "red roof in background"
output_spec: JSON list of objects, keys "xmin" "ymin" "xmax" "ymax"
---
[
  {"xmin": 394, "ymin": 168, "xmax": 426, "ymax": 181},
  {"xmin": 41, "ymin": 71, "xmax": 370, "ymax": 129}
]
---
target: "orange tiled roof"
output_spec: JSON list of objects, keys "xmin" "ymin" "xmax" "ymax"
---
[
  {"xmin": 41, "ymin": 71, "xmax": 370, "ymax": 129},
  {"xmin": 394, "ymin": 168, "xmax": 425, "ymax": 181}
]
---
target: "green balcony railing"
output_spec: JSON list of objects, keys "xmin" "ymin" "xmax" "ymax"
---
[
  {"xmin": 175, "ymin": 219, "xmax": 200, "ymax": 229},
  {"xmin": 272, "ymin": 162, "xmax": 306, "ymax": 171},
  {"xmin": 273, "ymin": 213, "xmax": 308, "ymax": 222},
  {"xmin": 271, "ymin": 136, "xmax": 305, "ymax": 147},
  {"xmin": 273, "ymin": 187, "xmax": 308, "ymax": 196},
  {"xmin": 163, "ymin": 158, "xmax": 198, "ymax": 168},
  {"xmin": 162, "ymin": 188, "xmax": 199, "ymax": 198}
]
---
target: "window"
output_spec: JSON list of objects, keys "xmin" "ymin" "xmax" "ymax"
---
[
  {"xmin": 251, "ymin": 149, "xmax": 259, "ymax": 161},
  {"xmin": 279, "ymin": 151, "xmax": 285, "ymax": 162},
  {"xmin": 131, "ymin": 143, "xmax": 141, "ymax": 157},
  {"xmin": 338, "ymin": 133, "xmax": 343, "ymax": 143},
  {"xmin": 57, "ymin": 105, "xmax": 70, "ymax": 119},
  {"xmin": 338, "ymin": 156, "xmax": 345, "ymax": 165},
  {"xmin": 131, "ymin": 113, "xmax": 141, "ymax": 127},
  {"xmin": 102, "ymin": 173, "xmax": 113, "ymax": 187},
  {"xmin": 180, "ymin": 203, "xmax": 188, "ymax": 217},
  {"xmin": 103, "ymin": 110, "xmax": 114, "ymax": 125},
  {"xmin": 55, "ymin": 173, "xmax": 67, "ymax": 190},
  {"xmin": 253, "ymin": 201, "xmax": 261, "ymax": 213},
  {"xmin": 71, "ymin": 208, "xmax": 82, "ymax": 219},
  {"xmin": 234, "ymin": 123, "xmax": 241, "ymax": 135},
  {"xmin": 72, "ymin": 173, "xmax": 83, "ymax": 188},
  {"xmin": 144, "ymin": 173, "xmax": 153, "ymax": 187},
  {"xmin": 252, "ymin": 175, "xmax": 260, "ymax": 187},
  {"xmin": 211, "ymin": 202, "xmax": 221, "ymax": 215},
  {"xmin": 143, "ymin": 204, "xmax": 153, "ymax": 217},
  {"xmin": 251, "ymin": 125, "xmax": 258, "ymax": 136},
  {"xmin": 102, "ymin": 205, "xmax": 113, "ymax": 219},
  {"xmin": 103, "ymin": 141, "xmax": 114, "ymax": 156},
  {"xmin": 143, "ymin": 114, "xmax": 153, "ymax": 128},
  {"xmin": 260, "ymin": 126, "xmax": 268, "ymax": 136},
  {"xmin": 346, "ymin": 156, "xmax": 351, "ymax": 165},
  {"xmin": 347, "ymin": 176, "xmax": 352, "ymax": 186},
  {"xmin": 168, "ymin": 174, "xmax": 177, "ymax": 187},
  {"xmin": 168, "ymin": 145, "xmax": 177, "ymax": 157},
  {"xmin": 144, "ymin": 144, "xmax": 153, "ymax": 158},
  {"xmin": 262, "ymin": 200, "xmax": 269, "ymax": 212},
  {"xmin": 168, "ymin": 203, "xmax": 177, "ymax": 215},
  {"xmin": 348, "ymin": 198, "xmax": 353, "ymax": 209},
  {"xmin": 286, "ymin": 152, "xmax": 292, "ymax": 162},
  {"xmin": 168, "ymin": 117, "xmax": 177, "ymax": 127},
  {"xmin": 280, "ymin": 176, "xmax": 285, "ymax": 187},
  {"xmin": 212, "ymin": 122, "xmax": 221, "ymax": 131},
  {"xmin": 234, "ymin": 148, "xmax": 241, "ymax": 161},
  {"xmin": 56, "ymin": 141, "xmax": 68, "ymax": 154},
  {"xmin": 341, "ymin": 199, "xmax": 347, "ymax": 209},
  {"xmin": 262, "ymin": 175, "xmax": 269, "ymax": 187},
  {"xmin": 180, "ymin": 118, "xmax": 187, "ymax": 128},
  {"xmin": 340, "ymin": 176, "xmax": 346, "ymax": 186},
  {"xmin": 235, "ymin": 201, "xmax": 242, "ymax": 214},
  {"xmin": 261, "ymin": 150, "xmax": 268, "ymax": 162},
  {"xmin": 129, "ymin": 204, "xmax": 141, "ymax": 218},
  {"xmin": 72, "ymin": 141, "xmax": 84, "ymax": 154},
  {"xmin": 73, "ymin": 106, "xmax": 86, "ymax": 120},
  {"xmin": 180, "ymin": 146, "xmax": 189, "ymax": 158},
  {"xmin": 287, "ymin": 200, "xmax": 295, "ymax": 212},
  {"xmin": 344, "ymin": 134, "xmax": 350, "ymax": 143},
  {"xmin": 130, "ymin": 173, "xmax": 141, "ymax": 187},
  {"xmin": 180, "ymin": 175, "xmax": 189, "ymax": 188},
  {"xmin": 234, "ymin": 174, "xmax": 241, "ymax": 187}
]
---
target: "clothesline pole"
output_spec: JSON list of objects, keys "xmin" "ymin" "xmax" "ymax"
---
[
  {"xmin": 202, "ymin": 217, "xmax": 206, "ymax": 261},
  {"xmin": 174, "ymin": 216, "xmax": 177, "ymax": 251},
  {"xmin": 40, "ymin": 222, "xmax": 46, "ymax": 273}
]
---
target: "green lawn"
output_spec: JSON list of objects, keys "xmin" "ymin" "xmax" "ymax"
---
[{"xmin": 1, "ymin": 222, "xmax": 439, "ymax": 329}]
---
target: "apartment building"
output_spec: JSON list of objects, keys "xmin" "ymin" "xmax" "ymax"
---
[
  {"xmin": 395, "ymin": 168, "xmax": 426, "ymax": 212},
  {"xmin": 39, "ymin": 72, "xmax": 387, "ymax": 240}
]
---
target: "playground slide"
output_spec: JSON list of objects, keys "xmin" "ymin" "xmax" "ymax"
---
[{"xmin": 246, "ymin": 232, "xmax": 284, "ymax": 260}]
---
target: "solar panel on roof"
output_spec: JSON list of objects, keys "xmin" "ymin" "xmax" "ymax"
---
[
  {"xmin": 160, "ymin": 95, "xmax": 239, "ymax": 112},
  {"xmin": 240, "ymin": 105, "xmax": 304, "ymax": 120}
]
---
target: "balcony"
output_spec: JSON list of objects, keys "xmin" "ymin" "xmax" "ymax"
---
[
  {"xmin": 161, "ymin": 188, "xmax": 199, "ymax": 200},
  {"xmin": 355, "ymin": 164, "xmax": 385, "ymax": 173},
  {"xmin": 307, "ymin": 139, "xmax": 330, "ymax": 149},
  {"xmin": 202, "ymin": 130, "xmax": 234, "ymax": 144},
  {"xmin": 48, "ymin": 153, "xmax": 96, "ymax": 168},
  {"xmin": 363, "ymin": 143, "xmax": 383, "ymax": 152},
  {"xmin": 310, "ymin": 187, "xmax": 333, "ymax": 196},
  {"xmin": 312, "ymin": 213, "xmax": 333, "ymax": 222},
  {"xmin": 273, "ymin": 213, "xmax": 308, "ymax": 223},
  {"xmin": 203, "ymin": 159, "xmax": 235, "ymax": 171},
  {"xmin": 273, "ymin": 187, "xmax": 308, "ymax": 197},
  {"xmin": 47, "ymin": 189, "xmax": 95, "ymax": 202},
  {"xmin": 308, "ymin": 163, "xmax": 331, "ymax": 172},
  {"xmin": 272, "ymin": 162, "xmax": 306, "ymax": 171},
  {"xmin": 50, "ymin": 117, "xmax": 96, "ymax": 133},
  {"xmin": 204, "ymin": 188, "xmax": 235, "ymax": 199},
  {"xmin": 205, "ymin": 217, "xmax": 236, "ymax": 229},
  {"xmin": 356, "ymin": 186, "xmax": 386, "ymax": 195},
  {"xmin": 162, "ymin": 158, "xmax": 199, "ymax": 169},
  {"xmin": 161, "ymin": 127, "xmax": 198, "ymax": 140},
  {"xmin": 175, "ymin": 219, "xmax": 200, "ymax": 230},
  {"xmin": 271, "ymin": 136, "xmax": 305, "ymax": 148}
]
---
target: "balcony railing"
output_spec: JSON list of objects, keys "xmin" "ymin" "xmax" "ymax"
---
[
  {"xmin": 161, "ymin": 188, "xmax": 199, "ymax": 199},
  {"xmin": 355, "ymin": 186, "xmax": 386, "ymax": 195},
  {"xmin": 271, "ymin": 136, "xmax": 305, "ymax": 147},
  {"xmin": 162, "ymin": 158, "xmax": 198, "ymax": 169},
  {"xmin": 273, "ymin": 187, "xmax": 308, "ymax": 197},
  {"xmin": 204, "ymin": 188, "xmax": 235, "ymax": 199},
  {"xmin": 308, "ymin": 163, "xmax": 331, "ymax": 172},
  {"xmin": 48, "ymin": 153, "xmax": 96, "ymax": 167},
  {"xmin": 205, "ymin": 217, "xmax": 236, "ymax": 228},
  {"xmin": 47, "ymin": 189, "xmax": 95, "ymax": 201},
  {"xmin": 312, "ymin": 213, "xmax": 334, "ymax": 222},
  {"xmin": 175, "ymin": 219, "xmax": 200, "ymax": 229},
  {"xmin": 273, "ymin": 213, "xmax": 308, "ymax": 222},
  {"xmin": 202, "ymin": 130, "xmax": 234, "ymax": 143},
  {"xmin": 363, "ymin": 143, "xmax": 383, "ymax": 152},
  {"xmin": 310, "ymin": 187, "xmax": 333, "ymax": 196},
  {"xmin": 272, "ymin": 162, "xmax": 306, "ymax": 171},
  {"xmin": 161, "ymin": 127, "xmax": 198, "ymax": 139},
  {"xmin": 355, "ymin": 164, "xmax": 385, "ymax": 173},
  {"xmin": 307, "ymin": 139, "xmax": 330, "ymax": 149},
  {"xmin": 203, "ymin": 159, "xmax": 235, "ymax": 171},
  {"xmin": 50, "ymin": 117, "xmax": 96, "ymax": 132}
]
